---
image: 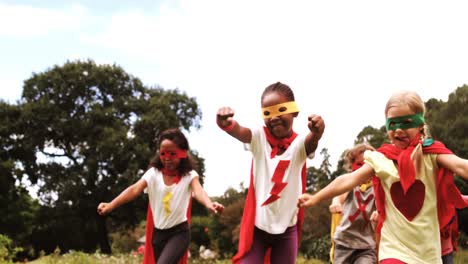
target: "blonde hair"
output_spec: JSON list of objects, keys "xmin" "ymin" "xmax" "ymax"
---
[
  {"xmin": 343, "ymin": 143, "xmax": 375, "ymax": 172},
  {"xmin": 385, "ymin": 91, "xmax": 431, "ymax": 173},
  {"xmin": 384, "ymin": 91, "xmax": 431, "ymax": 138}
]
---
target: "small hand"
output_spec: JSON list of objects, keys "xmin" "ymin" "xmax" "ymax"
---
[
  {"xmin": 370, "ymin": 210, "xmax": 379, "ymax": 224},
  {"xmin": 307, "ymin": 114, "xmax": 325, "ymax": 140},
  {"xmin": 209, "ymin": 201, "xmax": 225, "ymax": 214},
  {"xmin": 329, "ymin": 203, "xmax": 343, "ymax": 214},
  {"xmin": 97, "ymin": 202, "xmax": 111, "ymax": 215},
  {"xmin": 216, "ymin": 107, "xmax": 235, "ymax": 129},
  {"xmin": 297, "ymin": 193, "xmax": 315, "ymax": 208}
]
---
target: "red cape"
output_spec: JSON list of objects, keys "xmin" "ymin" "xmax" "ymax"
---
[
  {"xmin": 232, "ymin": 161, "xmax": 306, "ymax": 264},
  {"xmin": 375, "ymin": 140, "xmax": 467, "ymax": 251},
  {"xmin": 142, "ymin": 199, "xmax": 192, "ymax": 264}
]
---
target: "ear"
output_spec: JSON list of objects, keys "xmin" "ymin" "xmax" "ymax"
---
[{"xmin": 293, "ymin": 112, "xmax": 299, "ymax": 118}]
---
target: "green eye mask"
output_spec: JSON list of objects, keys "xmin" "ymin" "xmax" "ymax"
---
[{"xmin": 385, "ymin": 113, "xmax": 425, "ymax": 131}]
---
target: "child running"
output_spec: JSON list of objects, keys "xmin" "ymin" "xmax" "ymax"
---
[
  {"xmin": 97, "ymin": 128, "xmax": 224, "ymax": 264},
  {"xmin": 216, "ymin": 82, "xmax": 325, "ymax": 264},
  {"xmin": 329, "ymin": 143, "xmax": 378, "ymax": 264},
  {"xmin": 298, "ymin": 91, "xmax": 468, "ymax": 264}
]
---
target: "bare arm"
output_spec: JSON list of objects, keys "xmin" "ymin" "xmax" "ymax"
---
[
  {"xmin": 191, "ymin": 177, "xmax": 224, "ymax": 214},
  {"xmin": 216, "ymin": 106, "xmax": 252, "ymax": 143},
  {"xmin": 437, "ymin": 154, "xmax": 468, "ymax": 180},
  {"xmin": 97, "ymin": 178, "xmax": 147, "ymax": 215},
  {"xmin": 298, "ymin": 164, "xmax": 374, "ymax": 208},
  {"xmin": 304, "ymin": 114, "xmax": 325, "ymax": 156}
]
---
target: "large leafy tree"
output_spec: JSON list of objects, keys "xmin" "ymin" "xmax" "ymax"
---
[
  {"xmin": 0, "ymin": 101, "xmax": 39, "ymax": 257},
  {"xmin": 7, "ymin": 60, "xmax": 202, "ymax": 254}
]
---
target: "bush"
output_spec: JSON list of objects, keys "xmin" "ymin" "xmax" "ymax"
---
[
  {"xmin": 301, "ymin": 234, "xmax": 331, "ymax": 261},
  {"xmin": 109, "ymin": 221, "xmax": 145, "ymax": 254},
  {"xmin": 0, "ymin": 233, "xmax": 23, "ymax": 263}
]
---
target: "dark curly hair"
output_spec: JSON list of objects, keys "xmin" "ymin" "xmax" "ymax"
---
[
  {"xmin": 149, "ymin": 128, "xmax": 197, "ymax": 176},
  {"xmin": 261, "ymin": 82, "xmax": 295, "ymax": 103},
  {"xmin": 261, "ymin": 82, "xmax": 298, "ymax": 117}
]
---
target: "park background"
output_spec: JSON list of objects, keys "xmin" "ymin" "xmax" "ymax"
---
[{"xmin": 1, "ymin": 1, "xmax": 468, "ymax": 263}]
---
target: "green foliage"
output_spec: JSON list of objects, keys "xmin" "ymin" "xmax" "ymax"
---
[
  {"xmin": 354, "ymin": 125, "xmax": 389, "ymax": 148},
  {"xmin": 28, "ymin": 250, "xmax": 143, "ymax": 264},
  {"xmin": 426, "ymin": 85, "xmax": 468, "ymax": 159},
  {"xmin": 425, "ymin": 85, "xmax": 468, "ymax": 235},
  {"xmin": 0, "ymin": 234, "xmax": 23, "ymax": 263},
  {"xmin": 109, "ymin": 223, "xmax": 144, "ymax": 254},
  {"xmin": 1, "ymin": 59, "xmax": 203, "ymax": 255},
  {"xmin": 300, "ymin": 200, "xmax": 331, "ymax": 261},
  {"xmin": 217, "ymin": 194, "xmax": 245, "ymax": 257},
  {"xmin": 306, "ymin": 148, "xmax": 333, "ymax": 192},
  {"xmin": 189, "ymin": 216, "xmax": 215, "ymax": 255},
  {"xmin": 301, "ymin": 234, "xmax": 331, "ymax": 261}
]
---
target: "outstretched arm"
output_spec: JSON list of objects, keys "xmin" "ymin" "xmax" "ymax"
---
[
  {"xmin": 305, "ymin": 114, "xmax": 325, "ymax": 157},
  {"xmin": 191, "ymin": 177, "xmax": 224, "ymax": 214},
  {"xmin": 216, "ymin": 106, "xmax": 252, "ymax": 143},
  {"xmin": 97, "ymin": 178, "xmax": 147, "ymax": 215},
  {"xmin": 298, "ymin": 164, "xmax": 374, "ymax": 208},
  {"xmin": 437, "ymin": 154, "xmax": 468, "ymax": 180}
]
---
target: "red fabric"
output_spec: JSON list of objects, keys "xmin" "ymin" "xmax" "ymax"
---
[
  {"xmin": 232, "ymin": 129, "xmax": 306, "ymax": 264},
  {"xmin": 351, "ymin": 161, "xmax": 364, "ymax": 171},
  {"xmin": 389, "ymin": 180, "xmax": 425, "ymax": 221},
  {"xmin": 374, "ymin": 140, "xmax": 467, "ymax": 250},
  {"xmin": 261, "ymin": 160, "xmax": 290, "ymax": 206},
  {"xmin": 263, "ymin": 127, "xmax": 298, "ymax": 158},
  {"xmin": 142, "ymin": 190, "xmax": 192, "ymax": 263}
]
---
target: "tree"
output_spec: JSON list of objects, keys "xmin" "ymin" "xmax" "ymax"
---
[
  {"xmin": 306, "ymin": 148, "xmax": 333, "ymax": 192},
  {"xmin": 0, "ymin": 101, "xmax": 39, "ymax": 259},
  {"xmin": 5, "ymin": 60, "xmax": 202, "ymax": 254},
  {"xmin": 354, "ymin": 125, "xmax": 389, "ymax": 148}
]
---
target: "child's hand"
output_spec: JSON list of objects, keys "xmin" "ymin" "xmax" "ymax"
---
[
  {"xmin": 307, "ymin": 114, "xmax": 325, "ymax": 140},
  {"xmin": 329, "ymin": 202, "xmax": 343, "ymax": 214},
  {"xmin": 297, "ymin": 193, "xmax": 316, "ymax": 208},
  {"xmin": 97, "ymin": 202, "xmax": 111, "ymax": 215},
  {"xmin": 208, "ymin": 201, "xmax": 225, "ymax": 214},
  {"xmin": 370, "ymin": 210, "xmax": 379, "ymax": 224},
  {"xmin": 216, "ymin": 107, "xmax": 235, "ymax": 129}
]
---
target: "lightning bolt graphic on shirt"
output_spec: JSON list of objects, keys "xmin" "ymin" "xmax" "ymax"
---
[
  {"xmin": 261, "ymin": 160, "xmax": 290, "ymax": 206},
  {"xmin": 163, "ymin": 191, "xmax": 173, "ymax": 217}
]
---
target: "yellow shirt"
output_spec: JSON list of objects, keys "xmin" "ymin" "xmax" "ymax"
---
[{"xmin": 364, "ymin": 150, "xmax": 441, "ymax": 264}]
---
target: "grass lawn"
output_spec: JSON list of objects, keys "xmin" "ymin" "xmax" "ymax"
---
[{"xmin": 22, "ymin": 249, "xmax": 468, "ymax": 263}]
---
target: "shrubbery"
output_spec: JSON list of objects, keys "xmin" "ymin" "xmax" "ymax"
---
[{"xmin": 0, "ymin": 234, "xmax": 23, "ymax": 263}]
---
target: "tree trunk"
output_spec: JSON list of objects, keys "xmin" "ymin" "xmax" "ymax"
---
[{"xmin": 97, "ymin": 215, "xmax": 111, "ymax": 254}]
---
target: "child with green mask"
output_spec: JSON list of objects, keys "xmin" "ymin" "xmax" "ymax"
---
[{"xmin": 298, "ymin": 91, "xmax": 468, "ymax": 264}]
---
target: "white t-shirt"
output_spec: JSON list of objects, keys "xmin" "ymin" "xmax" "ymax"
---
[
  {"xmin": 142, "ymin": 168, "xmax": 198, "ymax": 229},
  {"xmin": 250, "ymin": 127, "xmax": 309, "ymax": 234}
]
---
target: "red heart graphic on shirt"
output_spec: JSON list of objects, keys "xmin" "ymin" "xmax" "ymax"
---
[{"xmin": 390, "ymin": 180, "xmax": 425, "ymax": 221}]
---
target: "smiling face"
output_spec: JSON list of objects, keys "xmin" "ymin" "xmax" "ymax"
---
[
  {"xmin": 261, "ymin": 91, "xmax": 296, "ymax": 139},
  {"xmin": 159, "ymin": 139, "xmax": 182, "ymax": 171},
  {"xmin": 386, "ymin": 104, "xmax": 424, "ymax": 149}
]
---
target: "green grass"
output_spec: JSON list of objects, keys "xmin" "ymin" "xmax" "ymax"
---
[
  {"xmin": 24, "ymin": 252, "xmax": 325, "ymax": 264},
  {"xmin": 454, "ymin": 249, "xmax": 468, "ymax": 264},
  {"xmin": 20, "ymin": 250, "xmax": 467, "ymax": 263}
]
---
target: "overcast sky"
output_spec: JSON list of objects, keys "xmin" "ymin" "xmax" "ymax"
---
[{"xmin": 1, "ymin": 0, "xmax": 468, "ymax": 196}]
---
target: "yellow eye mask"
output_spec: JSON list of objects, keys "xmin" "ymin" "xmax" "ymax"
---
[{"xmin": 262, "ymin": 101, "xmax": 299, "ymax": 119}]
